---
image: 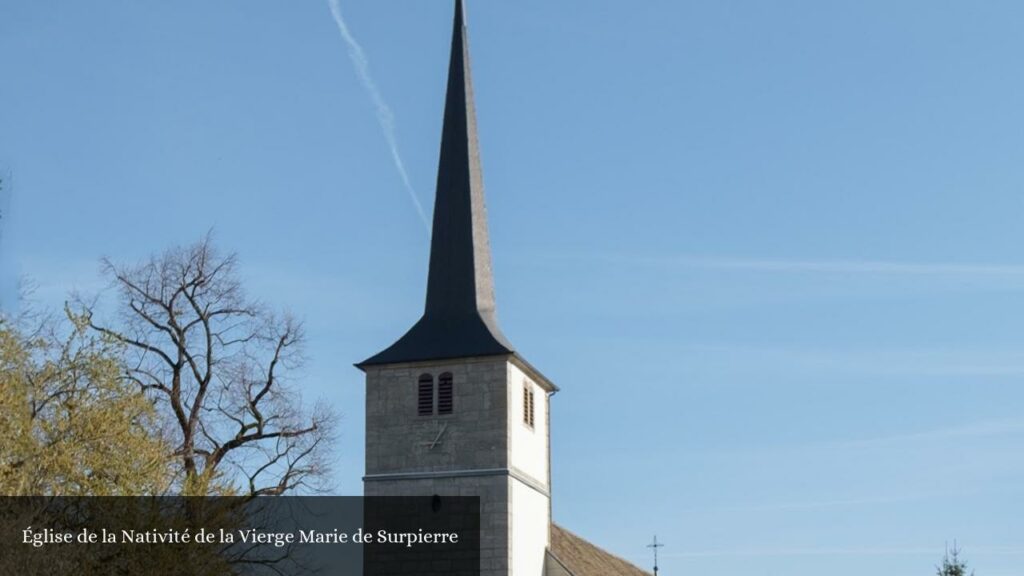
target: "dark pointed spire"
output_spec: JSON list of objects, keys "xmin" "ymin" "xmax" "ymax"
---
[
  {"xmin": 360, "ymin": 0, "xmax": 514, "ymax": 367},
  {"xmin": 426, "ymin": 0, "xmax": 495, "ymax": 320}
]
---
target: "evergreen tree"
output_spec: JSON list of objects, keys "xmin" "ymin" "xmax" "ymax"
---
[{"xmin": 937, "ymin": 544, "xmax": 975, "ymax": 576}]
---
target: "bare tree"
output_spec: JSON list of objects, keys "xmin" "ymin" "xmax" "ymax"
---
[{"xmin": 75, "ymin": 235, "xmax": 335, "ymax": 496}]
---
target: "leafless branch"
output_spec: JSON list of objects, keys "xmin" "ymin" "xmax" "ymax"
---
[{"xmin": 71, "ymin": 235, "xmax": 336, "ymax": 496}]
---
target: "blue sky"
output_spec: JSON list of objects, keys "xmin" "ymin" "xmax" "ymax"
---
[{"xmin": 2, "ymin": 1, "xmax": 1023, "ymax": 575}]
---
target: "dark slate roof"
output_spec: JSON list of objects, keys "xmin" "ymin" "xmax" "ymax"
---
[
  {"xmin": 547, "ymin": 524, "xmax": 653, "ymax": 576},
  {"xmin": 359, "ymin": 0, "xmax": 516, "ymax": 367}
]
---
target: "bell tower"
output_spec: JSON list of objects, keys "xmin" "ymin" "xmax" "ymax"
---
[{"xmin": 356, "ymin": 2, "xmax": 557, "ymax": 576}]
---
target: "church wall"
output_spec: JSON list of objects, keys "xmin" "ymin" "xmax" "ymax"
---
[
  {"xmin": 507, "ymin": 363, "xmax": 549, "ymax": 487},
  {"xmin": 509, "ymin": 478, "xmax": 550, "ymax": 576},
  {"xmin": 363, "ymin": 357, "xmax": 551, "ymax": 576},
  {"xmin": 364, "ymin": 475, "xmax": 511, "ymax": 576}
]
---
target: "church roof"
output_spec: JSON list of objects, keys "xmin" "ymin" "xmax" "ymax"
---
[
  {"xmin": 359, "ymin": 0, "xmax": 516, "ymax": 368},
  {"xmin": 547, "ymin": 524, "xmax": 653, "ymax": 576}
]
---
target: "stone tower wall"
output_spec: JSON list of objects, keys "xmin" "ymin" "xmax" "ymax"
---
[{"xmin": 363, "ymin": 356, "xmax": 551, "ymax": 576}]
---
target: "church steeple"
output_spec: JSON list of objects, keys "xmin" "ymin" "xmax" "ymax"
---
[
  {"xmin": 359, "ymin": 0, "xmax": 514, "ymax": 367},
  {"xmin": 426, "ymin": 0, "xmax": 496, "ymax": 322}
]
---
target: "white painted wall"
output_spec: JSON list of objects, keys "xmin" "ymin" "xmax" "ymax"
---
[
  {"xmin": 507, "ymin": 362, "xmax": 549, "ymax": 486},
  {"xmin": 510, "ymin": 478, "xmax": 550, "ymax": 576}
]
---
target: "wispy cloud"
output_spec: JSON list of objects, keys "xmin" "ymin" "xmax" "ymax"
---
[
  {"xmin": 716, "ymin": 492, "xmax": 946, "ymax": 513},
  {"xmin": 694, "ymin": 415, "xmax": 1024, "ymax": 475},
  {"xmin": 558, "ymin": 253, "xmax": 1024, "ymax": 278},
  {"xmin": 326, "ymin": 0, "xmax": 430, "ymax": 234},
  {"xmin": 682, "ymin": 343, "xmax": 1024, "ymax": 377},
  {"xmin": 663, "ymin": 545, "xmax": 1024, "ymax": 558},
  {"xmin": 838, "ymin": 416, "xmax": 1024, "ymax": 450},
  {"xmin": 710, "ymin": 483, "xmax": 1024, "ymax": 515},
  {"xmin": 670, "ymin": 257, "xmax": 1024, "ymax": 276}
]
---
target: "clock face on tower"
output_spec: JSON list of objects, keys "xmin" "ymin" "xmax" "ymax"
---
[{"xmin": 421, "ymin": 422, "xmax": 448, "ymax": 451}]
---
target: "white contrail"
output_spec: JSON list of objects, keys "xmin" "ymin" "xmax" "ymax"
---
[{"xmin": 327, "ymin": 0, "xmax": 431, "ymax": 234}]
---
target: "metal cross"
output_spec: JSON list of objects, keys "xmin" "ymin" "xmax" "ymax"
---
[{"xmin": 647, "ymin": 535, "xmax": 664, "ymax": 575}]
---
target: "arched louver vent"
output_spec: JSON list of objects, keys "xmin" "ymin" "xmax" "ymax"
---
[
  {"xmin": 438, "ymin": 373, "xmax": 454, "ymax": 415},
  {"xmin": 418, "ymin": 374, "xmax": 434, "ymax": 415}
]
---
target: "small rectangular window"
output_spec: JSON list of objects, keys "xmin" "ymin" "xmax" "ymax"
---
[
  {"xmin": 523, "ymin": 384, "xmax": 535, "ymax": 428},
  {"xmin": 523, "ymin": 386, "xmax": 530, "ymax": 425},
  {"xmin": 438, "ymin": 373, "xmax": 453, "ymax": 415},
  {"xmin": 418, "ymin": 374, "xmax": 434, "ymax": 416},
  {"xmin": 528, "ymin": 389, "xmax": 535, "ymax": 427}
]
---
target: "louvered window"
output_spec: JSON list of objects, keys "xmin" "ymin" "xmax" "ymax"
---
[
  {"xmin": 438, "ymin": 373, "xmax": 454, "ymax": 415},
  {"xmin": 418, "ymin": 374, "xmax": 434, "ymax": 416},
  {"xmin": 523, "ymin": 383, "xmax": 535, "ymax": 428}
]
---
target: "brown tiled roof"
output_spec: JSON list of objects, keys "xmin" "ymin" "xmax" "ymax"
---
[{"xmin": 547, "ymin": 524, "xmax": 652, "ymax": 576}]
